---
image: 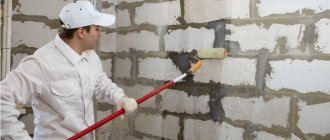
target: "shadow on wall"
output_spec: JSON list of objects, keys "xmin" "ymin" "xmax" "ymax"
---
[{"xmin": 168, "ymin": 51, "xmax": 226, "ymax": 123}]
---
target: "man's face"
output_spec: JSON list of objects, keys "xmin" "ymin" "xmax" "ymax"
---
[{"xmin": 81, "ymin": 25, "xmax": 101, "ymax": 50}]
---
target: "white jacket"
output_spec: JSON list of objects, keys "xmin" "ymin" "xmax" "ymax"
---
[{"xmin": 1, "ymin": 35, "xmax": 125, "ymax": 140}]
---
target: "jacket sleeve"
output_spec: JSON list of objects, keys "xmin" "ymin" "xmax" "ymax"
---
[
  {"xmin": 93, "ymin": 59, "xmax": 125, "ymax": 105},
  {"xmin": 1, "ymin": 57, "xmax": 45, "ymax": 140}
]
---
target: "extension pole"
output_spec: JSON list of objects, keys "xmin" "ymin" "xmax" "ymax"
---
[{"xmin": 68, "ymin": 60, "xmax": 202, "ymax": 140}]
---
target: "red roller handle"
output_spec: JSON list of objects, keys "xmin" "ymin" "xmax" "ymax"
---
[{"xmin": 67, "ymin": 81, "xmax": 174, "ymax": 140}]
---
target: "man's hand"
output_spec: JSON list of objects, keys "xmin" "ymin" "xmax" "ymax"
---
[{"xmin": 116, "ymin": 96, "xmax": 137, "ymax": 120}]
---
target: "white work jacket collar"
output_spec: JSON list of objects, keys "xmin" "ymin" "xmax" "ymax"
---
[{"xmin": 54, "ymin": 35, "xmax": 88, "ymax": 66}]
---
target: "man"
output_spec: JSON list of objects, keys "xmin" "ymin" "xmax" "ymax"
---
[{"xmin": 0, "ymin": 1, "xmax": 137, "ymax": 139}]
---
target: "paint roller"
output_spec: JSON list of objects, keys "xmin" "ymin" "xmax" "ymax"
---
[{"xmin": 68, "ymin": 48, "xmax": 228, "ymax": 140}]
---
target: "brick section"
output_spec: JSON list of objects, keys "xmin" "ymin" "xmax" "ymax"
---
[
  {"xmin": 119, "ymin": 84, "xmax": 155, "ymax": 108},
  {"xmin": 133, "ymin": 114, "xmax": 180, "ymax": 139},
  {"xmin": 117, "ymin": 9, "xmax": 131, "ymax": 27},
  {"xmin": 117, "ymin": 31, "xmax": 160, "ymax": 52},
  {"xmin": 220, "ymin": 122, "xmax": 244, "ymax": 140},
  {"xmin": 164, "ymin": 27, "xmax": 215, "ymax": 52},
  {"xmin": 253, "ymin": 131, "xmax": 286, "ymax": 140},
  {"xmin": 114, "ymin": 58, "xmax": 131, "ymax": 79},
  {"xmin": 297, "ymin": 101, "xmax": 330, "ymax": 136},
  {"xmin": 315, "ymin": 18, "xmax": 330, "ymax": 54},
  {"xmin": 13, "ymin": 0, "xmax": 73, "ymax": 19},
  {"xmin": 257, "ymin": 0, "xmax": 330, "ymax": 17},
  {"xmin": 162, "ymin": 115, "xmax": 180, "ymax": 140},
  {"xmin": 184, "ymin": 119, "xmax": 220, "ymax": 140},
  {"xmin": 184, "ymin": 0, "xmax": 249, "ymax": 23},
  {"xmin": 12, "ymin": 21, "xmax": 58, "ymax": 48},
  {"xmin": 101, "ymin": 59, "xmax": 112, "ymax": 77},
  {"xmin": 135, "ymin": 113, "xmax": 162, "ymax": 137},
  {"xmin": 223, "ymin": 97, "xmax": 290, "ymax": 128},
  {"xmin": 161, "ymin": 89, "xmax": 210, "ymax": 114},
  {"xmin": 11, "ymin": 53, "xmax": 29, "ymax": 70},
  {"xmin": 194, "ymin": 58, "xmax": 257, "ymax": 86},
  {"xmin": 184, "ymin": 119, "xmax": 244, "ymax": 140},
  {"xmin": 266, "ymin": 59, "xmax": 330, "ymax": 94},
  {"xmin": 100, "ymin": 32, "xmax": 116, "ymax": 52},
  {"xmin": 138, "ymin": 58, "xmax": 181, "ymax": 81},
  {"xmin": 135, "ymin": 1, "xmax": 181, "ymax": 26},
  {"xmin": 227, "ymin": 24, "xmax": 305, "ymax": 51},
  {"xmin": 18, "ymin": 114, "xmax": 34, "ymax": 135}
]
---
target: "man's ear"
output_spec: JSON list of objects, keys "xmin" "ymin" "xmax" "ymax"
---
[{"xmin": 77, "ymin": 28, "xmax": 85, "ymax": 39}]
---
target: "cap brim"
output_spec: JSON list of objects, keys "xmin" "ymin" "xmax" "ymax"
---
[{"xmin": 94, "ymin": 13, "xmax": 116, "ymax": 27}]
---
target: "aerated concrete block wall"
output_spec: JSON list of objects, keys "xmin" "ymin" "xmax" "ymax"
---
[
  {"xmin": 103, "ymin": 0, "xmax": 330, "ymax": 140},
  {"xmin": 8, "ymin": 0, "xmax": 330, "ymax": 140}
]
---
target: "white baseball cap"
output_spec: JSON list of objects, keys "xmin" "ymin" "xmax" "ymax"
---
[{"xmin": 59, "ymin": 0, "xmax": 115, "ymax": 29}]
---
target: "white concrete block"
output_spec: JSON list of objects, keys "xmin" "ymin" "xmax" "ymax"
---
[
  {"xmin": 194, "ymin": 58, "xmax": 257, "ymax": 86},
  {"xmin": 19, "ymin": 114, "xmax": 34, "ymax": 134},
  {"xmin": 162, "ymin": 115, "xmax": 180, "ymax": 140},
  {"xmin": 162, "ymin": 89, "xmax": 187, "ymax": 113},
  {"xmin": 138, "ymin": 58, "xmax": 181, "ymax": 81},
  {"xmin": 164, "ymin": 27, "xmax": 215, "ymax": 52},
  {"xmin": 13, "ymin": 0, "xmax": 73, "ymax": 19},
  {"xmin": 266, "ymin": 59, "xmax": 330, "ymax": 94},
  {"xmin": 101, "ymin": 59, "xmax": 112, "ymax": 77},
  {"xmin": 219, "ymin": 58, "xmax": 256, "ymax": 86},
  {"xmin": 100, "ymin": 32, "xmax": 116, "ymax": 52},
  {"xmin": 12, "ymin": 21, "xmax": 58, "ymax": 48},
  {"xmin": 117, "ymin": 9, "xmax": 131, "ymax": 27},
  {"xmin": 187, "ymin": 95, "xmax": 210, "ymax": 114},
  {"xmin": 161, "ymin": 89, "xmax": 210, "ymax": 114},
  {"xmin": 120, "ymin": 84, "xmax": 155, "ymax": 108},
  {"xmin": 227, "ymin": 24, "xmax": 305, "ymax": 51},
  {"xmin": 117, "ymin": 31, "xmax": 160, "ymax": 52},
  {"xmin": 315, "ymin": 18, "xmax": 330, "ymax": 54},
  {"xmin": 135, "ymin": 113, "xmax": 162, "ymax": 137},
  {"xmin": 184, "ymin": 0, "xmax": 249, "ymax": 23},
  {"xmin": 135, "ymin": 1, "xmax": 181, "ymax": 26},
  {"xmin": 257, "ymin": 0, "xmax": 330, "ymax": 17},
  {"xmin": 184, "ymin": 119, "xmax": 244, "ymax": 140},
  {"xmin": 297, "ymin": 101, "xmax": 330, "ymax": 136},
  {"xmin": 114, "ymin": 58, "xmax": 131, "ymax": 79},
  {"xmin": 219, "ymin": 122, "xmax": 244, "ymax": 140},
  {"xmin": 223, "ymin": 96, "xmax": 290, "ymax": 128},
  {"xmin": 253, "ymin": 131, "xmax": 286, "ymax": 140},
  {"xmin": 184, "ymin": 119, "xmax": 221, "ymax": 140},
  {"xmin": 11, "ymin": 53, "xmax": 29, "ymax": 70}
]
